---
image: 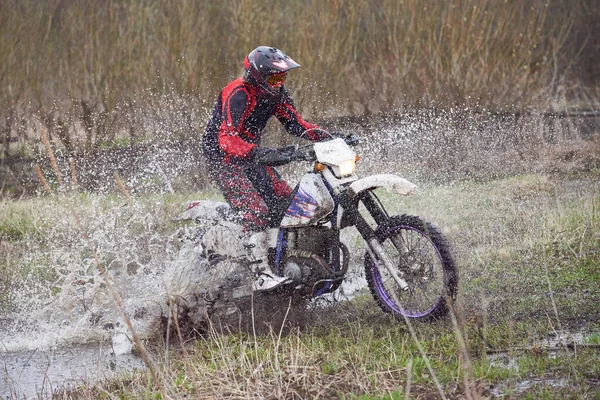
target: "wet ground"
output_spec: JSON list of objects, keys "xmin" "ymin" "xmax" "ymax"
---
[
  {"xmin": 1, "ymin": 136, "xmax": 598, "ymax": 397},
  {"xmin": 1, "ymin": 340, "xmax": 145, "ymax": 399}
]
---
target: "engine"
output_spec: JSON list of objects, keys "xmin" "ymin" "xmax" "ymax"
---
[{"xmin": 281, "ymin": 227, "xmax": 348, "ymax": 295}]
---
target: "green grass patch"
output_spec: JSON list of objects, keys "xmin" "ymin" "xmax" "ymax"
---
[
  {"xmin": 0, "ymin": 205, "xmax": 45, "ymax": 241},
  {"xmin": 3, "ymin": 173, "xmax": 599, "ymax": 398},
  {"xmin": 69, "ymin": 317, "xmax": 600, "ymax": 399}
]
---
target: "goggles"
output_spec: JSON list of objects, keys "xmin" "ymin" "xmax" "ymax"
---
[{"xmin": 267, "ymin": 73, "xmax": 287, "ymax": 87}]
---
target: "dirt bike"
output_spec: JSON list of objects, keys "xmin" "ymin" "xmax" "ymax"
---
[{"xmin": 171, "ymin": 134, "xmax": 458, "ymax": 326}]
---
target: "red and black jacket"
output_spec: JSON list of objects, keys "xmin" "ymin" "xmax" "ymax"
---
[{"xmin": 203, "ymin": 78, "xmax": 329, "ymax": 163}]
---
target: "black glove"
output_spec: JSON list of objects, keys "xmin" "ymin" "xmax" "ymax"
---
[
  {"xmin": 344, "ymin": 133, "xmax": 361, "ymax": 146},
  {"xmin": 291, "ymin": 147, "xmax": 316, "ymax": 162},
  {"xmin": 327, "ymin": 131, "xmax": 360, "ymax": 146},
  {"xmin": 251, "ymin": 145, "xmax": 297, "ymax": 166},
  {"xmin": 327, "ymin": 131, "xmax": 347, "ymax": 139}
]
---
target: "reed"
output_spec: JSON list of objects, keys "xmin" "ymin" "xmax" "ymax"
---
[
  {"xmin": 69, "ymin": 157, "xmax": 78, "ymax": 190},
  {"xmin": 114, "ymin": 171, "xmax": 134, "ymax": 208},
  {"xmin": 33, "ymin": 164, "xmax": 52, "ymax": 194},
  {"xmin": 39, "ymin": 124, "xmax": 63, "ymax": 187},
  {"xmin": 0, "ymin": 0, "xmax": 597, "ymax": 155}
]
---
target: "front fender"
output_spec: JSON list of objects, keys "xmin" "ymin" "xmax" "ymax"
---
[{"xmin": 347, "ymin": 174, "xmax": 417, "ymax": 197}]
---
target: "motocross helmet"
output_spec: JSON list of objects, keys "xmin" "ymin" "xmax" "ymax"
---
[{"xmin": 243, "ymin": 46, "xmax": 300, "ymax": 95}]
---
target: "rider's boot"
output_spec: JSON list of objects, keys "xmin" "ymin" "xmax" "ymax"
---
[
  {"xmin": 202, "ymin": 223, "xmax": 291, "ymax": 291},
  {"xmin": 245, "ymin": 231, "xmax": 291, "ymax": 291},
  {"xmin": 251, "ymin": 265, "xmax": 292, "ymax": 292}
]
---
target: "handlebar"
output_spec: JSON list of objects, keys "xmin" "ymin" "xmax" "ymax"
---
[
  {"xmin": 286, "ymin": 130, "xmax": 361, "ymax": 165},
  {"xmin": 300, "ymin": 129, "xmax": 361, "ymax": 146},
  {"xmin": 291, "ymin": 145, "xmax": 317, "ymax": 162}
]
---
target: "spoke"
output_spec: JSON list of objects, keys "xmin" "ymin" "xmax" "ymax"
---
[
  {"xmin": 370, "ymin": 220, "xmax": 452, "ymax": 318},
  {"xmin": 382, "ymin": 270, "xmax": 413, "ymax": 310},
  {"xmin": 382, "ymin": 275, "xmax": 394, "ymax": 287},
  {"xmin": 388, "ymin": 287, "xmax": 403, "ymax": 311},
  {"xmin": 423, "ymin": 248, "xmax": 436, "ymax": 266},
  {"xmin": 382, "ymin": 228, "xmax": 440, "ymax": 312},
  {"xmin": 406, "ymin": 286, "xmax": 418, "ymax": 310},
  {"xmin": 412, "ymin": 233, "xmax": 424, "ymax": 250},
  {"xmin": 410, "ymin": 230, "xmax": 419, "ymax": 250},
  {"xmin": 406, "ymin": 264, "xmax": 442, "ymax": 312},
  {"xmin": 404, "ymin": 285, "xmax": 427, "ymax": 313},
  {"xmin": 414, "ymin": 279, "xmax": 440, "ymax": 306}
]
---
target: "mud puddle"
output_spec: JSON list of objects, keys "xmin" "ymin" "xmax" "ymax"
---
[
  {"xmin": 1, "ymin": 338, "xmax": 145, "ymax": 399},
  {"xmin": 487, "ymin": 328, "xmax": 600, "ymax": 396}
]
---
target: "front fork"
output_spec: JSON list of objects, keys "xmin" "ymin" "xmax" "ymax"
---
[
  {"xmin": 338, "ymin": 190, "xmax": 409, "ymax": 291},
  {"xmin": 361, "ymin": 192, "xmax": 410, "ymax": 256}
]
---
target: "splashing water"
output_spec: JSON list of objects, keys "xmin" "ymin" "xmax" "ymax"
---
[
  {"xmin": 1, "ymin": 198, "xmax": 172, "ymax": 351},
  {"xmin": 0, "ymin": 192, "xmax": 371, "ymax": 397},
  {"xmin": 1, "ymin": 343, "xmax": 145, "ymax": 398},
  {"xmin": 0, "ymin": 192, "xmax": 191, "ymax": 397},
  {"xmin": 1, "ymin": 103, "xmax": 598, "ymax": 396}
]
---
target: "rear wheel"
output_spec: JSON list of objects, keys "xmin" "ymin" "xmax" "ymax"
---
[{"xmin": 365, "ymin": 215, "xmax": 458, "ymax": 321}]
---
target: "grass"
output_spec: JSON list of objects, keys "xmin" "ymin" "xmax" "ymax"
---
[
  {"xmin": 1, "ymin": 171, "xmax": 599, "ymax": 398},
  {"xmin": 60, "ymin": 316, "xmax": 600, "ymax": 399}
]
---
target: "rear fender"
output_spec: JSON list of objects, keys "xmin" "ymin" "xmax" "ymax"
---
[{"xmin": 172, "ymin": 200, "xmax": 235, "ymax": 222}]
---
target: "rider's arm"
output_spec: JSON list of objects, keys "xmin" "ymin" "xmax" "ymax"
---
[
  {"xmin": 217, "ymin": 87, "xmax": 257, "ymax": 159},
  {"xmin": 275, "ymin": 91, "xmax": 330, "ymax": 141}
]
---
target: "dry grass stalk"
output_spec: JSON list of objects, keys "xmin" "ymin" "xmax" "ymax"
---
[
  {"xmin": 447, "ymin": 302, "xmax": 479, "ymax": 400},
  {"xmin": 1, "ymin": 0, "xmax": 595, "ymax": 140},
  {"xmin": 405, "ymin": 357, "xmax": 413, "ymax": 398},
  {"xmin": 114, "ymin": 171, "xmax": 133, "ymax": 207},
  {"xmin": 69, "ymin": 157, "xmax": 78, "ymax": 190},
  {"xmin": 381, "ymin": 289, "xmax": 448, "ymax": 399},
  {"xmin": 166, "ymin": 297, "xmax": 197, "ymax": 387},
  {"xmin": 69, "ymin": 208, "xmax": 170, "ymax": 398},
  {"xmin": 34, "ymin": 164, "xmax": 53, "ymax": 194},
  {"xmin": 39, "ymin": 124, "xmax": 63, "ymax": 187}
]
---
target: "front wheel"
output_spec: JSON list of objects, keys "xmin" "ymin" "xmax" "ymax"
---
[{"xmin": 365, "ymin": 215, "xmax": 458, "ymax": 321}]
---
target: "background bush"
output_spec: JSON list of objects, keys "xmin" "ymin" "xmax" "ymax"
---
[
  {"xmin": 1, "ymin": 1, "xmax": 598, "ymax": 133},
  {"xmin": 0, "ymin": 0, "xmax": 598, "ymax": 197}
]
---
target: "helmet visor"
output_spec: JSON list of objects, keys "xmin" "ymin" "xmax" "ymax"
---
[{"xmin": 267, "ymin": 73, "xmax": 287, "ymax": 88}]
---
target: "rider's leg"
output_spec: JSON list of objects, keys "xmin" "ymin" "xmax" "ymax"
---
[
  {"xmin": 215, "ymin": 162, "xmax": 271, "ymax": 230},
  {"xmin": 212, "ymin": 162, "xmax": 291, "ymax": 291},
  {"xmin": 244, "ymin": 165, "xmax": 293, "ymax": 227}
]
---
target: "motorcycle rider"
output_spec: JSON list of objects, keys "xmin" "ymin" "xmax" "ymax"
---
[{"xmin": 202, "ymin": 46, "xmax": 334, "ymax": 291}]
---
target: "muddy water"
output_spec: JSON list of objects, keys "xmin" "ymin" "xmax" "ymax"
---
[
  {"xmin": 487, "ymin": 329, "xmax": 600, "ymax": 396},
  {"xmin": 2, "ymin": 110, "xmax": 598, "ymax": 398},
  {"xmin": 1, "ymin": 340, "xmax": 145, "ymax": 399},
  {"xmin": 0, "ymin": 227, "xmax": 366, "ymax": 400}
]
